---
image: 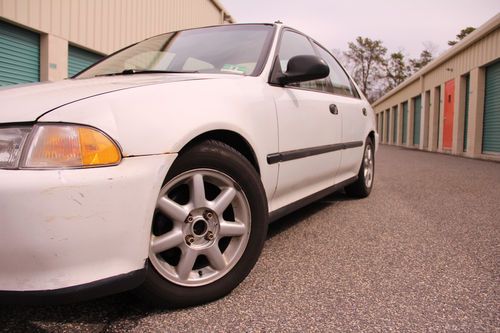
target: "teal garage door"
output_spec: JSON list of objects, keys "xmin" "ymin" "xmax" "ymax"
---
[
  {"xmin": 380, "ymin": 113, "xmax": 384, "ymax": 140},
  {"xmin": 413, "ymin": 95, "xmax": 422, "ymax": 145},
  {"xmin": 483, "ymin": 61, "xmax": 500, "ymax": 153},
  {"xmin": 393, "ymin": 107, "xmax": 398, "ymax": 143},
  {"xmin": 0, "ymin": 20, "xmax": 40, "ymax": 86},
  {"xmin": 386, "ymin": 110, "xmax": 390, "ymax": 143},
  {"xmin": 463, "ymin": 75, "xmax": 470, "ymax": 152},
  {"xmin": 402, "ymin": 102, "xmax": 408, "ymax": 144},
  {"xmin": 68, "ymin": 45, "xmax": 103, "ymax": 77}
]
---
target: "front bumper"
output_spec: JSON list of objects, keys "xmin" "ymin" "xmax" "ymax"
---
[
  {"xmin": 0, "ymin": 154, "xmax": 176, "ymax": 294},
  {"xmin": 0, "ymin": 268, "xmax": 146, "ymax": 305}
]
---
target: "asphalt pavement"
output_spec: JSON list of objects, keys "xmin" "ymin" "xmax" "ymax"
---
[{"xmin": 1, "ymin": 145, "xmax": 499, "ymax": 332}]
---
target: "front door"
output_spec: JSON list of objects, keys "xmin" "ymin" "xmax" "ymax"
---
[
  {"xmin": 443, "ymin": 79, "xmax": 455, "ymax": 150},
  {"xmin": 269, "ymin": 30, "xmax": 342, "ymax": 211}
]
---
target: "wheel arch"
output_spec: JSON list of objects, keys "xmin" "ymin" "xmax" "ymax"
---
[
  {"xmin": 368, "ymin": 130, "xmax": 375, "ymax": 146},
  {"xmin": 179, "ymin": 130, "xmax": 261, "ymax": 174}
]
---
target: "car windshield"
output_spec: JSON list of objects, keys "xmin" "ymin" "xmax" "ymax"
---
[{"xmin": 77, "ymin": 25, "xmax": 274, "ymax": 78}]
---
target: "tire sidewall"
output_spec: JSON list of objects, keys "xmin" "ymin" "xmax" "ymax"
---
[
  {"xmin": 360, "ymin": 137, "xmax": 375, "ymax": 194},
  {"xmin": 142, "ymin": 141, "xmax": 268, "ymax": 307}
]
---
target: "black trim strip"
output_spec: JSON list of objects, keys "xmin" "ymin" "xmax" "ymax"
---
[
  {"xmin": 269, "ymin": 176, "xmax": 358, "ymax": 222},
  {"xmin": 267, "ymin": 141, "xmax": 363, "ymax": 164},
  {"xmin": 344, "ymin": 141, "xmax": 364, "ymax": 149}
]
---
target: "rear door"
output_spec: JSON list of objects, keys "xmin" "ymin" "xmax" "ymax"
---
[{"xmin": 313, "ymin": 44, "xmax": 366, "ymax": 182}]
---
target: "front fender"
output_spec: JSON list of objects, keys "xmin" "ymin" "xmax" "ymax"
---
[{"xmin": 39, "ymin": 77, "xmax": 279, "ymax": 199}]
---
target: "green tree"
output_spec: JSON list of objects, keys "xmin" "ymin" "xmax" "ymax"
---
[
  {"xmin": 410, "ymin": 49, "xmax": 433, "ymax": 73},
  {"xmin": 344, "ymin": 37, "xmax": 387, "ymax": 101},
  {"xmin": 448, "ymin": 27, "xmax": 476, "ymax": 46},
  {"xmin": 385, "ymin": 52, "xmax": 411, "ymax": 91}
]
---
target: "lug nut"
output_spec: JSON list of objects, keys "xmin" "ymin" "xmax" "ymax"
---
[
  {"xmin": 186, "ymin": 215, "xmax": 194, "ymax": 223},
  {"xmin": 205, "ymin": 231, "xmax": 214, "ymax": 241},
  {"xmin": 204, "ymin": 211, "xmax": 213, "ymax": 220},
  {"xmin": 185, "ymin": 235, "xmax": 195, "ymax": 244}
]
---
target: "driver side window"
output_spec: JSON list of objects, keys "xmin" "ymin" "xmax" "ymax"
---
[{"xmin": 278, "ymin": 31, "xmax": 332, "ymax": 93}]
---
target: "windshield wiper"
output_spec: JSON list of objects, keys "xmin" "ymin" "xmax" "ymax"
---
[{"xmin": 95, "ymin": 69, "xmax": 198, "ymax": 77}]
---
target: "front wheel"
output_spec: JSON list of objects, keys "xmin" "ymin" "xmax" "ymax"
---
[
  {"xmin": 345, "ymin": 137, "xmax": 375, "ymax": 198},
  {"xmin": 137, "ymin": 140, "xmax": 268, "ymax": 308}
]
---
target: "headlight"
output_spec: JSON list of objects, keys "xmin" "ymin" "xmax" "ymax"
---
[
  {"xmin": 0, "ymin": 127, "xmax": 32, "ymax": 169},
  {"xmin": 0, "ymin": 124, "xmax": 121, "ymax": 169}
]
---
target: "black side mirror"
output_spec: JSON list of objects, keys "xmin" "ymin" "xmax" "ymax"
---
[{"xmin": 278, "ymin": 55, "xmax": 329, "ymax": 85}]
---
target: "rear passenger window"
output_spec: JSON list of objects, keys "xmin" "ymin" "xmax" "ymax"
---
[
  {"xmin": 315, "ymin": 44, "xmax": 358, "ymax": 98},
  {"xmin": 278, "ymin": 31, "xmax": 332, "ymax": 93}
]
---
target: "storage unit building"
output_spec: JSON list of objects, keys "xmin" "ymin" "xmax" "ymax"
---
[
  {"xmin": 373, "ymin": 14, "xmax": 500, "ymax": 162},
  {"xmin": 0, "ymin": 0, "xmax": 233, "ymax": 86}
]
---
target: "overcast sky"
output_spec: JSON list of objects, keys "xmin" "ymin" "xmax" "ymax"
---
[{"xmin": 221, "ymin": 0, "xmax": 499, "ymax": 58}]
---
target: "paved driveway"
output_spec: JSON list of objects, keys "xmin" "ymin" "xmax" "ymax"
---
[{"xmin": 1, "ymin": 145, "xmax": 499, "ymax": 332}]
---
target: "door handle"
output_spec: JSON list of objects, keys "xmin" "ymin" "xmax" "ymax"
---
[
  {"xmin": 329, "ymin": 104, "xmax": 338, "ymax": 115},
  {"xmin": 362, "ymin": 108, "xmax": 367, "ymax": 116}
]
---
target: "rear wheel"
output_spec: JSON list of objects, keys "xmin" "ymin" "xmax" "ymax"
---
[
  {"xmin": 345, "ymin": 137, "xmax": 374, "ymax": 198},
  {"xmin": 138, "ymin": 140, "xmax": 267, "ymax": 307}
]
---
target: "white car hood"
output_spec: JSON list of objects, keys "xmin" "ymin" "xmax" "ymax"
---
[{"xmin": 0, "ymin": 74, "xmax": 214, "ymax": 123}]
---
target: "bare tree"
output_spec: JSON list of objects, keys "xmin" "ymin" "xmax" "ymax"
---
[
  {"xmin": 330, "ymin": 48, "xmax": 350, "ymax": 69},
  {"xmin": 344, "ymin": 37, "xmax": 387, "ymax": 102}
]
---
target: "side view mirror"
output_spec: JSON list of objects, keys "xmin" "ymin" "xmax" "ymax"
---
[{"xmin": 278, "ymin": 55, "xmax": 329, "ymax": 85}]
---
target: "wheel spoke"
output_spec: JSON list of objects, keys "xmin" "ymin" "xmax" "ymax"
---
[
  {"xmin": 157, "ymin": 197, "xmax": 189, "ymax": 222},
  {"xmin": 150, "ymin": 168, "xmax": 253, "ymax": 287},
  {"xmin": 205, "ymin": 245, "xmax": 228, "ymax": 271},
  {"xmin": 177, "ymin": 247, "xmax": 198, "ymax": 280},
  {"xmin": 211, "ymin": 187, "xmax": 236, "ymax": 216},
  {"xmin": 189, "ymin": 173, "xmax": 207, "ymax": 208},
  {"xmin": 219, "ymin": 220, "xmax": 247, "ymax": 237},
  {"xmin": 364, "ymin": 146, "xmax": 373, "ymax": 187},
  {"xmin": 151, "ymin": 229, "xmax": 184, "ymax": 253}
]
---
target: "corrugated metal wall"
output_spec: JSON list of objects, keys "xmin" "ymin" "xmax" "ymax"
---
[
  {"xmin": 424, "ymin": 29, "xmax": 500, "ymax": 89},
  {"xmin": 375, "ymin": 80, "xmax": 421, "ymax": 112},
  {"xmin": 0, "ymin": 0, "xmax": 223, "ymax": 54},
  {"xmin": 374, "ymin": 28, "xmax": 499, "ymax": 112}
]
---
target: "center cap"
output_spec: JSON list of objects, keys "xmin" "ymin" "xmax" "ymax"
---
[{"xmin": 192, "ymin": 219, "xmax": 208, "ymax": 236}]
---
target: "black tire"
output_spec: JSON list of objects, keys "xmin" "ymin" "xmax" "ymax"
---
[
  {"xmin": 137, "ymin": 140, "xmax": 268, "ymax": 308},
  {"xmin": 345, "ymin": 137, "xmax": 375, "ymax": 198}
]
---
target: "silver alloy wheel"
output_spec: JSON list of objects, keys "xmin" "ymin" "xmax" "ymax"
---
[
  {"xmin": 363, "ymin": 144, "xmax": 374, "ymax": 188},
  {"xmin": 149, "ymin": 168, "xmax": 251, "ymax": 287}
]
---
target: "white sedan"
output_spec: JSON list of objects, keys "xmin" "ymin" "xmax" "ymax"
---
[{"xmin": 0, "ymin": 23, "xmax": 378, "ymax": 307}]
